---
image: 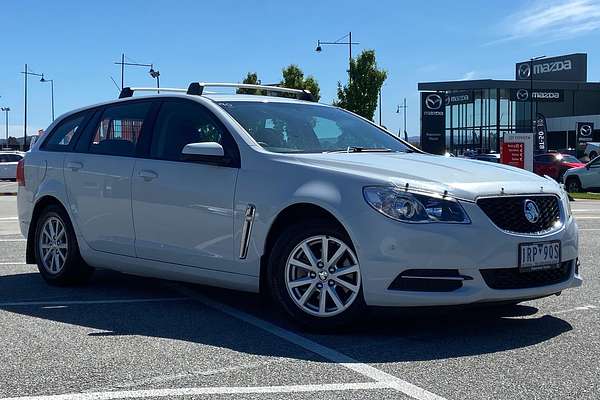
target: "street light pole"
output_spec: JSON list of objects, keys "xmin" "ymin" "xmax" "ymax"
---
[
  {"xmin": 379, "ymin": 87, "xmax": 382, "ymax": 125},
  {"xmin": 21, "ymin": 65, "xmax": 44, "ymax": 151},
  {"xmin": 0, "ymin": 107, "xmax": 9, "ymax": 145},
  {"xmin": 114, "ymin": 55, "xmax": 160, "ymax": 93},
  {"xmin": 397, "ymin": 98, "xmax": 408, "ymax": 140},
  {"xmin": 315, "ymin": 32, "xmax": 359, "ymax": 84},
  {"xmin": 40, "ymin": 75, "xmax": 55, "ymax": 121}
]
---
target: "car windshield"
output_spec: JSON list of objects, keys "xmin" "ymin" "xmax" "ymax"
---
[
  {"xmin": 217, "ymin": 101, "xmax": 412, "ymax": 153},
  {"xmin": 556, "ymin": 154, "xmax": 581, "ymax": 163}
]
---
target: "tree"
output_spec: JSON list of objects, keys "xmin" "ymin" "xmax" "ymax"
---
[
  {"xmin": 281, "ymin": 65, "xmax": 321, "ymax": 101},
  {"xmin": 334, "ymin": 50, "xmax": 387, "ymax": 121},
  {"xmin": 236, "ymin": 72, "xmax": 264, "ymax": 95}
]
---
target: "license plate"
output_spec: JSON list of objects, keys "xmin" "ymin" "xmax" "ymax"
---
[{"xmin": 519, "ymin": 241, "xmax": 561, "ymax": 272}]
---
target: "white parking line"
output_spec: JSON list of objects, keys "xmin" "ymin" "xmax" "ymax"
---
[
  {"xmin": 0, "ymin": 382, "xmax": 390, "ymax": 400},
  {"xmin": 550, "ymin": 304, "xmax": 598, "ymax": 315},
  {"xmin": 176, "ymin": 285, "xmax": 446, "ymax": 400},
  {"xmin": 0, "ymin": 217, "xmax": 18, "ymax": 221},
  {"xmin": 574, "ymin": 216, "xmax": 600, "ymax": 219},
  {"xmin": 0, "ymin": 239, "xmax": 25, "ymax": 242},
  {"xmin": 0, "ymin": 297, "xmax": 188, "ymax": 307},
  {"xmin": 579, "ymin": 229, "xmax": 600, "ymax": 231}
]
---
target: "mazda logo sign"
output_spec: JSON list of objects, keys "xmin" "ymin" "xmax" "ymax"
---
[
  {"xmin": 516, "ymin": 89, "xmax": 529, "ymax": 101},
  {"xmin": 580, "ymin": 124, "xmax": 592, "ymax": 136},
  {"xmin": 425, "ymin": 94, "xmax": 443, "ymax": 110},
  {"xmin": 523, "ymin": 199, "xmax": 540, "ymax": 224},
  {"xmin": 518, "ymin": 64, "xmax": 531, "ymax": 79}
]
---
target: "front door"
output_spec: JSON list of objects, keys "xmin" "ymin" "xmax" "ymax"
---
[
  {"xmin": 64, "ymin": 101, "xmax": 152, "ymax": 257},
  {"xmin": 131, "ymin": 99, "xmax": 240, "ymax": 272}
]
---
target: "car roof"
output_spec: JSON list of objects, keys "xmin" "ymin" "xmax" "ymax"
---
[{"xmin": 53, "ymin": 93, "xmax": 329, "ymax": 125}]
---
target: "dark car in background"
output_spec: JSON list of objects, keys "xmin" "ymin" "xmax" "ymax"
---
[{"xmin": 533, "ymin": 153, "xmax": 586, "ymax": 181}]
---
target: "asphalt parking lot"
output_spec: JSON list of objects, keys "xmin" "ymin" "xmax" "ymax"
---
[{"xmin": 0, "ymin": 196, "xmax": 598, "ymax": 400}]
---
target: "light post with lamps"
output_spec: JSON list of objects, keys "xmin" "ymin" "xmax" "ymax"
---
[
  {"xmin": 114, "ymin": 54, "xmax": 160, "ymax": 91},
  {"xmin": 40, "ymin": 74, "xmax": 55, "ymax": 121},
  {"xmin": 0, "ymin": 107, "xmax": 9, "ymax": 146},
  {"xmin": 21, "ymin": 64, "xmax": 44, "ymax": 151},
  {"xmin": 315, "ymin": 32, "xmax": 359, "ymax": 83},
  {"xmin": 397, "ymin": 98, "xmax": 408, "ymax": 140}
]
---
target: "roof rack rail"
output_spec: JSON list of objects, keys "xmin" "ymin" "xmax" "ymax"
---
[
  {"xmin": 186, "ymin": 82, "xmax": 316, "ymax": 102},
  {"xmin": 119, "ymin": 87, "xmax": 187, "ymax": 99}
]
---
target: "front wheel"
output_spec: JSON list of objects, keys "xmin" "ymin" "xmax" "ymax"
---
[
  {"xmin": 267, "ymin": 220, "xmax": 365, "ymax": 329},
  {"xmin": 565, "ymin": 177, "xmax": 582, "ymax": 193}
]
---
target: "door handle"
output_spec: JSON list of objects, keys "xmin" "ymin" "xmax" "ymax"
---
[
  {"xmin": 138, "ymin": 169, "xmax": 158, "ymax": 181},
  {"xmin": 66, "ymin": 161, "xmax": 83, "ymax": 171}
]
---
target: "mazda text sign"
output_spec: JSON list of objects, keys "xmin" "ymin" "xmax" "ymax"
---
[{"xmin": 515, "ymin": 53, "xmax": 587, "ymax": 82}]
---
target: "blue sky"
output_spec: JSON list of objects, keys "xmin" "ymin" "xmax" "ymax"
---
[{"xmin": 1, "ymin": 0, "xmax": 600, "ymax": 139}]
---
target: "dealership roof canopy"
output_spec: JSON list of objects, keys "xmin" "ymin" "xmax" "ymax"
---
[{"xmin": 418, "ymin": 79, "xmax": 600, "ymax": 92}]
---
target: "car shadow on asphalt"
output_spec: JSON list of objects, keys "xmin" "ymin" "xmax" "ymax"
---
[{"xmin": 0, "ymin": 270, "xmax": 573, "ymax": 363}]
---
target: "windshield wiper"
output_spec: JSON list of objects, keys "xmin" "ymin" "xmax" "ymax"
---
[{"xmin": 326, "ymin": 146, "xmax": 394, "ymax": 154}]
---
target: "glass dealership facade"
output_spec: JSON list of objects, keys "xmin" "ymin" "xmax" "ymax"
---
[{"xmin": 418, "ymin": 80, "xmax": 600, "ymax": 155}]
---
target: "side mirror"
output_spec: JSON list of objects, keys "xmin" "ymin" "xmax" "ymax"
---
[{"xmin": 181, "ymin": 142, "xmax": 225, "ymax": 163}]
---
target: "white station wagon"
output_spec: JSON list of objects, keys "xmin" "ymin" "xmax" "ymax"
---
[{"xmin": 17, "ymin": 82, "xmax": 581, "ymax": 328}]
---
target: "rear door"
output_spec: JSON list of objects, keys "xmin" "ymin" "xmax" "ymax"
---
[
  {"xmin": 64, "ymin": 101, "xmax": 153, "ymax": 257},
  {"xmin": 131, "ymin": 99, "xmax": 240, "ymax": 272}
]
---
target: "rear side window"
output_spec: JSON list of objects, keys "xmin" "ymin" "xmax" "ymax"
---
[
  {"xmin": 0, "ymin": 154, "xmax": 21, "ymax": 162},
  {"xmin": 43, "ymin": 113, "xmax": 88, "ymax": 151},
  {"xmin": 88, "ymin": 102, "xmax": 151, "ymax": 157},
  {"xmin": 150, "ymin": 101, "xmax": 224, "ymax": 161}
]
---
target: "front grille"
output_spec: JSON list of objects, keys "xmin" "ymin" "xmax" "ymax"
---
[
  {"xmin": 480, "ymin": 261, "xmax": 572, "ymax": 290},
  {"xmin": 477, "ymin": 195, "xmax": 561, "ymax": 234}
]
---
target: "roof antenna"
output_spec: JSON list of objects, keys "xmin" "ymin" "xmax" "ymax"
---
[{"xmin": 109, "ymin": 76, "xmax": 121, "ymax": 94}]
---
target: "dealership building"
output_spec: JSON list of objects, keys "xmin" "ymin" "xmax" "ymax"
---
[{"xmin": 418, "ymin": 53, "xmax": 600, "ymax": 155}]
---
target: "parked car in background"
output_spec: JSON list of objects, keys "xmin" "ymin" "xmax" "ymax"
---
[
  {"xmin": 533, "ymin": 153, "xmax": 586, "ymax": 181},
  {"xmin": 584, "ymin": 142, "xmax": 600, "ymax": 161},
  {"xmin": 0, "ymin": 151, "xmax": 24, "ymax": 180},
  {"xmin": 563, "ymin": 155, "xmax": 600, "ymax": 192},
  {"xmin": 474, "ymin": 152, "xmax": 500, "ymax": 163},
  {"xmin": 17, "ymin": 82, "xmax": 580, "ymax": 328}
]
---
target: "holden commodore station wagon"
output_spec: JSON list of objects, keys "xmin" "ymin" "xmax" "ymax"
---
[{"xmin": 17, "ymin": 82, "xmax": 581, "ymax": 328}]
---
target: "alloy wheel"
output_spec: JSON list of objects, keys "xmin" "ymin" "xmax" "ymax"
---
[
  {"xmin": 39, "ymin": 216, "xmax": 68, "ymax": 274},
  {"xmin": 285, "ymin": 235, "xmax": 361, "ymax": 317}
]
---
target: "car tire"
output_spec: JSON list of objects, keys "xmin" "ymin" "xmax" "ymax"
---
[
  {"xmin": 565, "ymin": 177, "xmax": 582, "ymax": 193},
  {"xmin": 267, "ymin": 219, "xmax": 366, "ymax": 330},
  {"xmin": 34, "ymin": 205, "xmax": 94, "ymax": 286}
]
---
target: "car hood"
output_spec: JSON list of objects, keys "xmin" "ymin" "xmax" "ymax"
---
[{"xmin": 291, "ymin": 152, "xmax": 560, "ymax": 201}]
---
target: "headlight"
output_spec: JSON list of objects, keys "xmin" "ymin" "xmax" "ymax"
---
[{"xmin": 363, "ymin": 186, "xmax": 470, "ymax": 224}]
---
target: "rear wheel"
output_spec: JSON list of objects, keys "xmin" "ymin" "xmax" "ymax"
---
[
  {"xmin": 565, "ymin": 177, "xmax": 582, "ymax": 193},
  {"xmin": 268, "ymin": 220, "xmax": 365, "ymax": 329},
  {"xmin": 34, "ymin": 205, "xmax": 93, "ymax": 285}
]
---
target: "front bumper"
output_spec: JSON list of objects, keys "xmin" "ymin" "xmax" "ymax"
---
[{"xmin": 350, "ymin": 200, "xmax": 581, "ymax": 307}]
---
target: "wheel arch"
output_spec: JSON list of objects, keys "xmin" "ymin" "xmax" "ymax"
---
[
  {"xmin": 259, "ymin": 202, "xmax": 353, "ymax": 294},
  {"xmin": 26, "ymin": 195, "xmax": 71, "ymax": 264}
]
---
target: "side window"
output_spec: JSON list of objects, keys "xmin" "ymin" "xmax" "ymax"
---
[
  {"xmin": 88, "ymin": 102, "xmax": 151, "ymax": 157},
  {"xmin": 150, "ymin": 101, "xmax": 224, "ymax": 161},
  {"xmin": 43, "ymin": 113, "xmax": 87, "ymax": 151}
]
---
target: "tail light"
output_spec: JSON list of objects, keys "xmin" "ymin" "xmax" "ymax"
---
[{"xmin": 16, "ymin": 159, "xmax": 25, "ymax": 186}]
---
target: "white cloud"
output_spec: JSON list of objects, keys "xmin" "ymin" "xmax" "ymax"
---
[
  {"xmin": 487, "ymin": 0, "xmax": 600, "ymax": 45},
  {"xmin": 461, "ymin": 71, "xmax": 478, "ymax": 80}
]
